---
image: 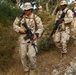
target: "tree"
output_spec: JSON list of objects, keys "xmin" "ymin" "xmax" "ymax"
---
[
  {"xmin": 46, "ymin": 0, "xmax": 50, "ymax": 12},
  {"xmin": 40, "ymin": 0, "xmax": 61, "ymax": 15},
  {"xmin": 51, "ymin": 0, "xmax": 61, "ymax": 16},
  {"xmin": 12, "ymin": 0, "xmax": 37, "ymax": 8}
]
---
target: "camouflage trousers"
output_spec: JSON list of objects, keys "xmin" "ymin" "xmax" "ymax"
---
[
  {"xmin": 53, "ymin": 26, "xmax": 70, "ymax": 53},
  {"xmin": 19, "ymin": 39, "xmax": 37, "ymax": 72},
  {"xmin": 71, "ymin": 17, "xmax": 76, "ymax": 39}
]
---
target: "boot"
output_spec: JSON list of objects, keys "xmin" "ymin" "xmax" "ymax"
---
[
  {"xmin": 25, "ymin": 71, "xmax": 29, "ymax": 75},
  {"xmin": 62, "ymin": 53, "xmax": 67, "ymax": 59},
  {"xmin": 29, "ymin": 70, "xmax": 35, "ymax": 75}
]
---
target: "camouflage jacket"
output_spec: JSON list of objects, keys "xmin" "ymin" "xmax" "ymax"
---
[{"xmin": 13, "ymin": 13, "xmax": 44, "ymax": 43}]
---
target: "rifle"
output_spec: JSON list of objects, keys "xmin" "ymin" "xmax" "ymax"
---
[
  {"xmin": 22, "ymin": 22, "xmax": 38, "ymax": 52},
  {"xmin": 22, "ymin": 22, "xmax": 39, "ymax": 40},
  {"xmin": 50, "ymin": 9, "xmax": 68, "ymax": 37},
  {"xmin": 22, "ymin": 22, "xmax": 34, "ymax": 40},
  {"xmin": 19, "ymin": 12, "xmax": 25, "ymax": 18}
]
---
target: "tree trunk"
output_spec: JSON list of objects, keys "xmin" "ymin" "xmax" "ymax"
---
[
  {"xmin": 16, "ymin": 0, "xmax": 19, "ymax": 8},
  {"xmin": 51, "ymin": 4, "xmax": 58, "ymax": 16},
  {"xmin": 46, "ymin": 0, "xmax": 50, "ymax": 13},
  {"xmin": 51, "ymin": 0, "xmax": 61, "ymax": 16}
]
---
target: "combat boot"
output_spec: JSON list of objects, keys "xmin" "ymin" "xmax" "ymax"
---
[
  {"xmin": 29, "ymin": 70, "xmax": 35, "ymax": 75},
  {"xmin": 25, "ymin": 71, "xmax": 29, "ymax": 75},
  {"xmin": 62, "ymin": 53, "xmax": 67, "ymax": 59}
]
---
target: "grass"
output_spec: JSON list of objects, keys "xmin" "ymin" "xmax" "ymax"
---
[
  {"xmin": 37, "ymin": 11, "xmax": 56, "ymax": 51},
  {"xmin": 0, "ymin": 24, "xmax": 19, "ymax": 70},
  {"xmin": 0, "ymin": 2, "xmax": 21, "ymax": 70},
  {"xmin": 0, "ymin": 2, "xmax": 23, "ymax": 25}
]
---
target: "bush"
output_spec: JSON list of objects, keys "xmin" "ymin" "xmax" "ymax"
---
[
  {"xmin": 0, "ymin": 2, "xmax": 23, "ymax": 25},
  {"xmin": 0, "ymin": 2, "xmax": 22, "ymax": 70},
  {"xmin": 0, "ymin": 24, "xmax": 19, "ymax": 70},
  {"xmin": 37, "ymin": 12, "xmax": 56, "ymax": 51},
  {"xmin": 38, "ymin": 36, "xmax": 55, "ymax": 51}
]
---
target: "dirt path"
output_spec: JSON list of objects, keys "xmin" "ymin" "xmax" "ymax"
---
[
  {"xmin": 0, "ymin": 40, "xmax": 76, "ymax": 75},
  {"xmin": 37, "ymin": 44, "xmax": 76, "ymax": 75}
]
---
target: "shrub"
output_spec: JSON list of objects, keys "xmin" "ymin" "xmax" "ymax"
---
[
  {"xmin": 37, "ymin": 12, "xmax": 56, "ymax": 51},
  {"xmin": 0, "ymin": 2, "xmax": 22, "ymax": 70},
  {"xmin": 0, "ymin": 24, "xmax": 19, "ymax": 70},
  {"xmin": 0, "ymin": 2, "xmax": 23, "ymax": 25}
]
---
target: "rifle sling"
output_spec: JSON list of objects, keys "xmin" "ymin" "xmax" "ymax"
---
[{"xmin": 60, "ymin": 9, "xmax": 69, "ymax": 20}]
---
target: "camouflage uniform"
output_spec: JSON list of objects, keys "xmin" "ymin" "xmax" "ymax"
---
[
  {"xmin": 53, "ymin": 7, "xmax": 73, "ymax": 53},
  {"xmin": 71, "ymin": 17, "xmax": 76, "ymax": 39},
  {"xmin": 13, "ymin": 13, "xmax": 44, "ymax": 72},
  {"xmin": 71, "ymin": 1, "xmax": 76, "ymax": 39}
]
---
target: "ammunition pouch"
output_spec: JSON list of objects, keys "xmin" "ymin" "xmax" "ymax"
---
[
  {"xmin": 64, "ymin": 23, "xmax": 71, "ymax": 30},
  {"xmin": 58, "ymin": 23, "xmax": 71, "ymax": 32},
  {"xmin": 65, "ymin": 23, "xmax": 71, "ymax": 26}
]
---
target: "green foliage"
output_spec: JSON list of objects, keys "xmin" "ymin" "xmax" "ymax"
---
[
  {"xmin": 37, "ymin": 12, "xmax": 55, "ymax": 51},
  {"xmin": 0, "ymin": 24, "xmax": 19, "ymax": 70},
  {"xmin": 0, "ymin": 2, "xmax": 23, "ymax": 26},
  {"xmin": 0, "ymin": 1, "xmax": 21, "ymax": 70},
  {"xmin": 68, "ymin": 3, "xmax": 73, "ymax": 9},
  {"xmin": 38, "ymin": 36, "xmax": 55, "ymax": 51}
]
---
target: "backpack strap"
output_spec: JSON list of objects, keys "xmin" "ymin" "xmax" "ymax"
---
[
  {"xmin": 19, "ymin": 13, "xmax": 38, "ymax": 30},
  {"xmin": 61, "ymin": 8, "xmax": 69, "ymax": 19},
  {"xmin": 18, "ymin": 12, "xmax": 25, "ymax": 26},
  {"xmin": 33, "ymin": 14, "xmax": 38, "ymax": 31},
  {"xmin": 65, "ymin": 9, "xmax": 69, "ymax": 14}
]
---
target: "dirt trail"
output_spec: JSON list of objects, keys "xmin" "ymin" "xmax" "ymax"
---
[{"xmin": 0, "ymin": 40, "xmax": 76, "ymax": 75}]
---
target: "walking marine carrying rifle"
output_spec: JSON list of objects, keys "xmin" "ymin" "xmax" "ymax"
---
[
  {"xmin": 50, "ymin": 9, "xmax": 68, "ymax": 37},
  {"xmin": 13, "ymin": 2, "xmax": 44, "ymax": 75},
  {"xmin": 52, "ymin": 0, "xmax": 73, "ymax": 58}
]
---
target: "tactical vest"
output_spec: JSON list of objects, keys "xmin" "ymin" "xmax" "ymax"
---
[{"xmin": 19, "ymin": 13, "xmax": 37, "ymax": 31}]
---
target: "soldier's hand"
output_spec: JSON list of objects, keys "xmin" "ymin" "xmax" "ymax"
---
[
  {"xmin": 59, "ymin": 19, "xmax": 64, "ymax": 24},
  {"xmin": 19, "ymin": 28, "xmax": 25, "ymax": 34},
  {"xmin": 33, "ymin": 34, "xmax": 37, "ymax": 40}
]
